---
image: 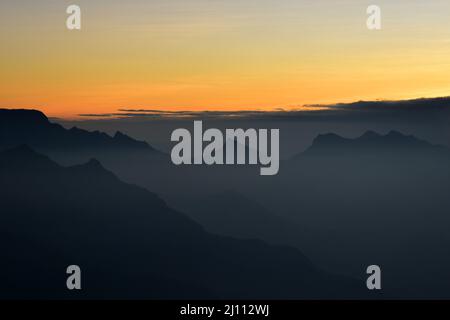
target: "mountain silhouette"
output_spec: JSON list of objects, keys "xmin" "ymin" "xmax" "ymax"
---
[
  {"xmin": 0, "ymin": 145, "xmax": 368, "ymax": 299},
  {"xmin": 0, "ymin": 109, "xmax": 156, "ymax": 152},
  {"xmin": 298, "ymin": 130, "xmax": 450, "ymax": 158}
]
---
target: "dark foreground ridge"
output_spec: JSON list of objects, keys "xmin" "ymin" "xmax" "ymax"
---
[{"xmin": 0, "ymin": 145, "xmax": 370, "ymax": 299}]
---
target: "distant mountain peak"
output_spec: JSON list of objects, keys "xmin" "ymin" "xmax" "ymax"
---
[
  {"xmin": 0, "ymin": 145, "xmax": 120, "ymax": 183},
  {"xmin": 113, "ymin": 131, "xmax": 127, "ymax": 138},
  {"xmin": 299, "ymin": 130, "xmax": 447, "ymax": 158},
  {"xmin": 312, "ymin": 133, "xmax": 347, "ymax": 145},
  {"xmin": 68, "ymin": 157, "xmax": 117, "ymax": 179}
]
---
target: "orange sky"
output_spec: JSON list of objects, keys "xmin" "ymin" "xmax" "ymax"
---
[{"xmin": 1, "ymin": 0, "xmax": 450, "ymax": 118}]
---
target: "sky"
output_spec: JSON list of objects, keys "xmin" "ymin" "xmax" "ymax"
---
[{"xmin": 1, "ymin": 0, "xmax": 450, "ymax": 118}]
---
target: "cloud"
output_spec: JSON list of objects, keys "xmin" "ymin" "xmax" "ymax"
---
[
  {"xmin": 313, "ymin": 96, "xmax": 450, "ymax": 123},
  {"xmin": 78, "ymin": 96, "xmax": 450, "ymax": 123}
]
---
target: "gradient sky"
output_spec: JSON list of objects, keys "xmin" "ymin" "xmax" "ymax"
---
[{"xmin": 1, "ymin": 0, "xmax": 450, "ymax": 118}]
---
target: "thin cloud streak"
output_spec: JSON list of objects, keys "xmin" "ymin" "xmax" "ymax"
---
[{"xmin": 77, "ymin": 96, "xmax": 450, "ymax": 123}]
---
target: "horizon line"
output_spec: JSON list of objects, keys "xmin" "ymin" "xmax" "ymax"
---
[{"xmin": 3, "ymin": 95, "xmax": 450, "ymax": 121}]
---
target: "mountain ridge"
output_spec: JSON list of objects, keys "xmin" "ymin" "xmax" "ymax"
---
[
  {"xmin": 297, "ymin": 130, "xmax": 450, "ymax": 158},
  {"xmin": 0, "ymin": 108, "xmax": 157, "ymax": 152},
  {"xmin": 0, "ymin": 144, "xmax": 368, "ymax": 299}
]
